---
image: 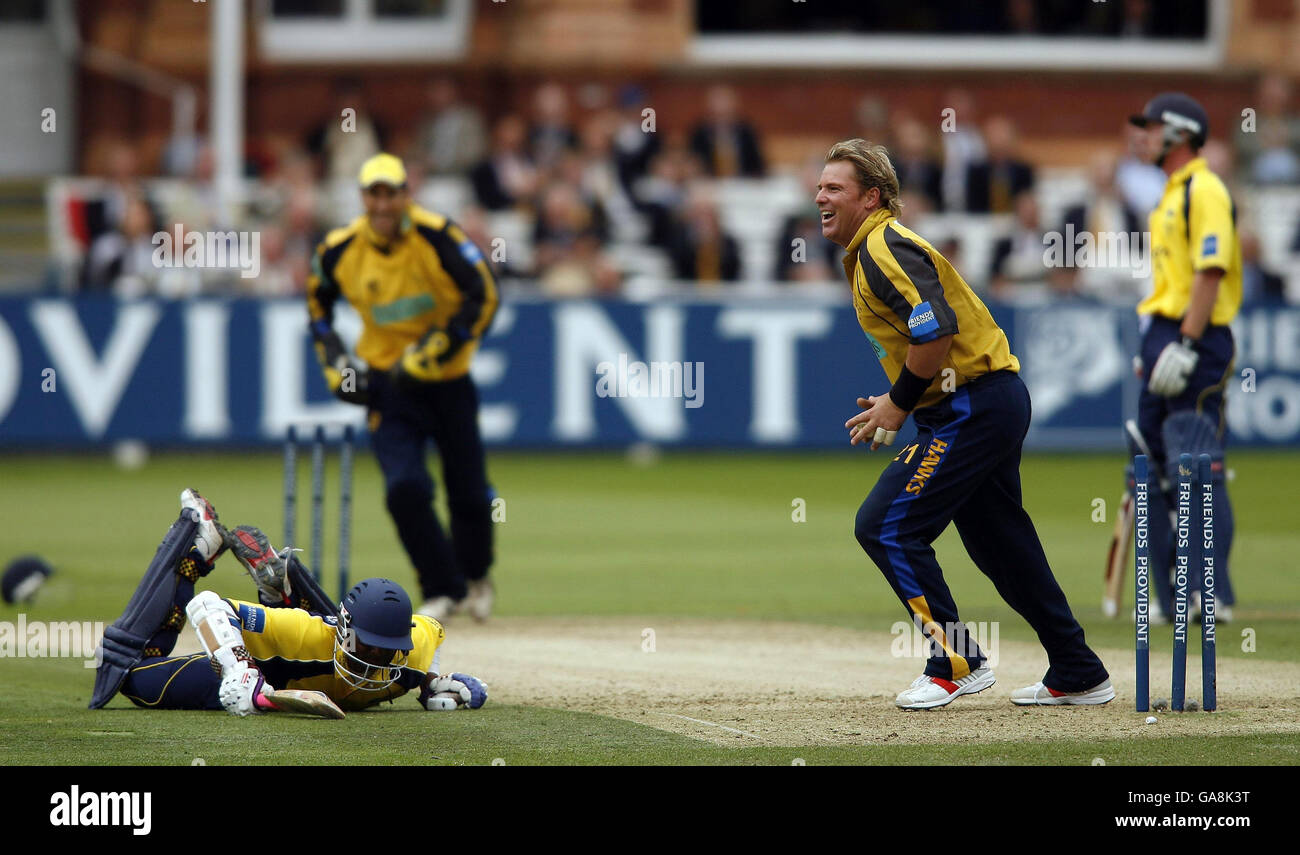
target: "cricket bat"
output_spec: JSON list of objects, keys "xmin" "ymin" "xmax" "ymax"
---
[
  {"xmin": 262, "ymin": 688, "xmax": 346, "ymax": 719},
  {"xmin": 1102, "ymin": 490, "xmax": 1134, "ymax": 618}
]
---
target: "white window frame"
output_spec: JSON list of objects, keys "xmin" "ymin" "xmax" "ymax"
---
[
  {"xmin": 258, "ymin": 0, "xmax": 472, "ymax": 63},
  {"xmin": 690, "ymin": 0, "xmax": 1229, "ymax": 71}
]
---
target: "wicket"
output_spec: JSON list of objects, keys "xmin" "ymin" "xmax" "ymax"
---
[
  {"xmin": 283, "ymin": 424, "xmax": 356, "ymax": 604},
  {"xmin": 1134, "ymin": 452, "xmax": 1216, "ymax": 712}
]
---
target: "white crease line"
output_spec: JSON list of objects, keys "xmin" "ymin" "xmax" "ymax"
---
[{"xmin": 657, "ymin": 713, "xmax": 764, "ymax": 740}]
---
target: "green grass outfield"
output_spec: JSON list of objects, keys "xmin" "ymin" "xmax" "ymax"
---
[{"xmin": 0, "ymin": 448, "xmax": 1296, "ymax": 765}]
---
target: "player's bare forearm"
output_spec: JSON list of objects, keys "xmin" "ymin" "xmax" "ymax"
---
[
  {"xmin": 904, "ymin": 334, "xmax": 953, "ymax": 381},
  {"xmin": 1180, "ymin": 268, "xmax": 1223, "ymax": 341}
]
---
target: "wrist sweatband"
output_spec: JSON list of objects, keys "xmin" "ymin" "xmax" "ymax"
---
[{"xmin": 889, "ymin": 365, "xmax": 934, "ymax": 413}]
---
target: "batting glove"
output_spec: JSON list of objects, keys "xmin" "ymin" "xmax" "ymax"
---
[
  {"xmin": 424, "ymin": 672, "xmax": 488, "ymax": 710},
  {"xmin": 219, "ymin": 660, "xmax": 269, "ymax": 717},
  {"xmin": 1147, "ymin": 337, "xmax": 1198, "ymax": 397}
]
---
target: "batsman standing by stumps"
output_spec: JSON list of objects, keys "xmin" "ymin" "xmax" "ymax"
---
[
  {"xmin": 1126, "ymin": 93, "xmax": 1238, "ymax": 623},
  {"xmin": 818, "ymin": 139, "xmax": 1112, "ymax": 709},
  {"xmin": 307, "ymin": 153, "xmax": 499, "ymax": 621}
]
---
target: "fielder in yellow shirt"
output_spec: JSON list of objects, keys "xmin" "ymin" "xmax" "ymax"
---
[
  {"xmin": 1127, "ymin": 93, "xmax": 1238, "ymax": 619},
  {"xmin": 818, "ymin": 139, "xmax": 1111, "ymax": 710},
  {"xmin": 307, "ymin": 153, "xmax": 499, "ymax": 622}
]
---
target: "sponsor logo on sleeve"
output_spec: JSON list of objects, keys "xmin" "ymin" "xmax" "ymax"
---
[
  {"xmin": 459, "ymin": 240, "xmax": 484, "ymax": 265},
  {"xmin": 1201, "ymin": 234, "xmax": 1218, "ymax": 258},
  {"xmin": 237, "ymin": 603, "xmax": 266, "ymax": 633},
  {"xmin": 908, "ymin": 301, "xmax": 940, "ymax": 341}
]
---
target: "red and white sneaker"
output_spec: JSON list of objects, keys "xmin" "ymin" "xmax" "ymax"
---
[
  {"xmin": 895, "ymin": 666, "xmax": 996, "ymax": 710},
  {"xmin": 180, "ymin": 488, "xmax": 227, "ymax": 563},
  {"xmin": 1010, "ymin": 679, "xmax": 1115, "ymax": 706},
  {"xmin": 225, "ymin": 525, "xmax": 292, "ymax": 605}
]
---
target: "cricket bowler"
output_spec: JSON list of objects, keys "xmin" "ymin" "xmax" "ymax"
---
[
  {"xmin": 1127, "ymin": 93, "xmax": 1238, "ymax": 623},
  {"xmin": 90, "ymin": 490, "xmax": 488, "ymax": 716},
  {"xmin": 307, "ymin": 153, "xmax": 499, "ymax": 621},
  {"xmin": 817, "ymin": 138, "xmax": 1113, "ymax": 709}
]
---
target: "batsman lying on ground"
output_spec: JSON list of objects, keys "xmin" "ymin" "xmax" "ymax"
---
[{"xmin": 90, "ymin": 490, "xmax": 488, "ymax": 718}]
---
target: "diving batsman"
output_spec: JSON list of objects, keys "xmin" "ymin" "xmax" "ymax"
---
[
  {"xmin": 90, "ymin": 490, "xmax": 488, "ymax": 716},
  {"xmin": 818, "ymin": 138, "xmax": 1112, "ymax": 709}
]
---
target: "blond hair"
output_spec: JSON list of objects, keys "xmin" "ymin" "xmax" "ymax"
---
[{"xmin": 825, "ymin": 138, "xmax": 902, "ymax": 217}]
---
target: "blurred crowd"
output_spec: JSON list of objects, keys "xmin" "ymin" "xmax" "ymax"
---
[{"xmin": 64, "ymin": 73, "xmax": 1299, "ymax": 305}]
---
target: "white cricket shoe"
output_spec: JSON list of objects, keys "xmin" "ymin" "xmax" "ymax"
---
[
  {"xmin": 180, "ymin": 488, "xmax": 226, "ymax": 563},
  {"xmin": 1010, "ymin": 678, "xmax": 1115, "ymax": 706},
  {"xmin": 417, "ymin": 596, "xmax": 462, "ymax": 621},
  {"xmin": 1215, "ymin": 599, "xmax": 1233, "ymax": 623},
  {"xmin": 895, "ymin": 666, "xmax": 996, "ymax": 710},
  {"xmin": 464, "ymin": 578, "xmax": 494, "ymax": 622},
  {"xmin": 1191, "ymin": 592, "xmax": 1233, "ymax": 624}
]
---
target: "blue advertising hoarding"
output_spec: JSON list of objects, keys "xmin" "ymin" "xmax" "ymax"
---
[{"xmin": 0, "ymin": 296, "xmax": 1296, "ymax": 449}]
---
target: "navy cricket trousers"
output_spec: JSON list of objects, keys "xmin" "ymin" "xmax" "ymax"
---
[
  {"xmin": 368, "ymin": 372, "xmax": 495, "ymax": 601},
  {"xmin": 855, "ymin": 370, "xmax": 1109, "ymax": 692},
  {"xmin": 1137, "ymin": 315, "xmax": 1236, "ymax": 608}
]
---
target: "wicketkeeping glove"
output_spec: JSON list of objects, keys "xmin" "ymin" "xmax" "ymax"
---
[
  {"xmin": 1147, "ymin": 337, "xmax": 1198, "ymax": 397},
  {"xmin": 312, "ymin": 324, "xmax": 370, "ymax": 405},
  {"xmin": 394, "ymin": 325, "xmax": 470, "ymax": 385},
  {"xmin": 424, "ymin": 672, "xmax": 488, "ymax": 710}
]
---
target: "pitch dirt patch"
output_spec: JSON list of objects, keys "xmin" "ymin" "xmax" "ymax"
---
[{"xmin": 437, "ymin": 617, "xmax": 1300, "ymax": 749}]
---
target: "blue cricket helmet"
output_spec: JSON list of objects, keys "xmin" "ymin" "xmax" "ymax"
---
[{"xmin": 340, "ymin": 577, "xmax": 415, "ymax": 650}]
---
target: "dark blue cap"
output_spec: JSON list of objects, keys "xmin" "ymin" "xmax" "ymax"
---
[
  {"xmin": 2, "ymin": 555, "xmax": 53, "ymax": 605},
  {"xmin": 1129, "ymin": 92, "xmax": 1209, "ymax": 144}
]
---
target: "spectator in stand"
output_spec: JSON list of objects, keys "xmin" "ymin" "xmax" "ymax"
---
[
  {"xmin": 1064, "ymin": 150, "xmax": 1142, "ymax": 242},
  {"xmin": 83, "ymin": 195, "xmax": 200, "ymax": 298},
  {"xmin": 775, "ymin": 207, "xmax": 839, "ymax": 282},
  {"xmin": 668, "ymin": 183, "xmax": 742, "ymax": 284},
  {"xmin": 415, "ymin": 78, "xmax": 487, "ymax": 177},
  {"xmin": 458, "ymin": 205, "xmax": 518, "ymax": 279},
  {"xmin": 611, "ymin": 85, "xmax": 661, "ymax": 201},
  {"xmin": 989, "ymin": 191, "xmax": 1070, "ymax": 298},
  {"xmin": 965, "ymin": 116, "xmax": 1035, "ymax": 214},
  {"xmin": 1062, "ymin": 149, "xmax": 1145, "ymax": 297},
  {"xmin": 855, "ymin": 96, "xmax": 893, "ymax": 151},
  {"xmin": 635, "ymin": 134, "xmax": 706, "ymax": 249},
  {"xmin": 1244, "ymin": 231, "xmax": 1287, "ymax": 305},
  {"xmin": 529, "ymin": 83, "xmax": 579, "ymax": 172},
  {"xmin": 1118, "ymin": 0, "xmax": 1155, "ymax": 38},
  {"xmin": 575, "ymin": 113, "xmax": 638, "ymax": 231},
  {"xmin": 1116, "ymin": 121, "xmax": 1166, "ymax": 218},
  {"xmin": 891, "ymin": 113, "xmax": 944, "ymax": 214},
  {"xmin": 469, "ymin": 114, "xmax": 540, "ymax": 211},
  {"xmin": 306, "ymin": 80, "xmax": 384, "ymax": 183},
  {"xmin": 1237, "ymin": 73, "xmax": 1300, "ymax": 185},
  {"xmin": 690, "ymin": 85, "xmax": 765, "ymax": 178},
  {"xmin": 532, "ymin": 182, "xmax": 620, "ymax": 297},
  {"xmin": 83, "ymin": 141, "xmax": 154, "ymax": 246},
  {"xmin": 940, "ymin": 89, "xmax": 986, "ymax": 212},
  {"xmin": 775, "ymin": 155, "xmax": 841, "ymax": 282}
]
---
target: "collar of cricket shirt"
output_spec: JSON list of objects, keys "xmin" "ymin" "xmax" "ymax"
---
[
  {"xmin": 1166, "ymin": 156, "xmax": 1207, "ymax": 189},
  {"xmin": 842, "ymin": 207, "xmax": 895, "ymax": 267},
  {"xmin": 363, "ymin": 206, "xmax": 415, "ymax": 252}
]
